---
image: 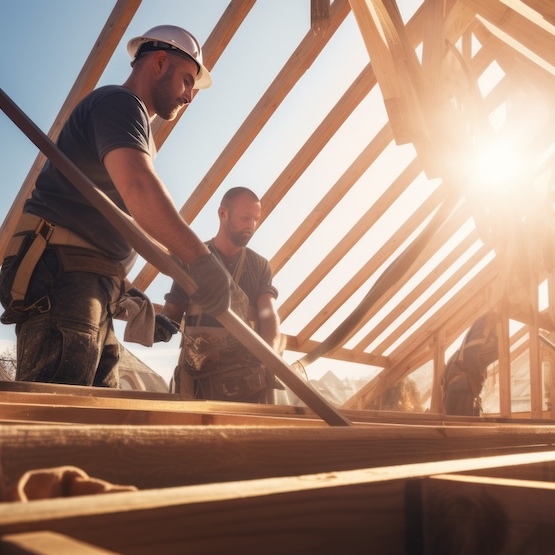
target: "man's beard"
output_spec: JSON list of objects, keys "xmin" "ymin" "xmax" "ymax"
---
[
  {"xmin": 152, "ymin": 74, "xmax": 183, "ymax": 120},
  {"xmin": 229, "ymin": 230, "xmax": 252, "ymax": 247}
]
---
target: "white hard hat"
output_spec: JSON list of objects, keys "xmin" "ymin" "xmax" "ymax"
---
[{"xmin": 127, "ymin": 25, "xmax": 212, "ymax": 89}]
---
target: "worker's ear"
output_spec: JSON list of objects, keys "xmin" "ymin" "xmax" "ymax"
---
[
  {"xmin": 153, "ymin": 50, "xmax": 169, "ymax": 74},
  {"xmin": 218, "ymin": 206, "xmax": 228, "ymax": 220}
]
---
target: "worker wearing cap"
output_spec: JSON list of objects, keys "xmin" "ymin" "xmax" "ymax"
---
[{"xmin": 0, "ymin": 25, "xmax": 231, "ymax": 387}]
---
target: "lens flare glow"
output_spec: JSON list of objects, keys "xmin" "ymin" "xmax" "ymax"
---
[{"xmin": 472, "ymin": 137, "xmax": 524, "ymax": 192}]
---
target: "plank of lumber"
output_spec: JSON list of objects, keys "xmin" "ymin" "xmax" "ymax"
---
[
  {"xmin": 2, "ymin": 451, "xmax": 555, "ymax": 554},
  {"xmin": 0, "ymin": 400, "xmax": 327, "ymax": 428},
  {"xmin": 311, "ymin": 0, "xmax": 330, "ymax": 35},
  {"xmin": 2, "ymin": 385, "xmax": 553, "ymax": 426},
  {"xmin": 348, "ymin": 0, "xmax": 424, "ymax": 144},
  {"xmin": 521, "ymin": 0, "xmax": 555, "ymax": 25},
  {"xmin": 497, "ymin": 301, "xmax": 512, "ymax": 417},
  {"xmin": 529, "ymin": 285, "xmax": 543, "ymax": 418},
  {"xmin": 2, "ymin": 423, "xmax": 555, "ymax": 495},
  {"xmin": 352, "ymin": 225, "xmax": 481, "ymax": 357},
  {"xmin": 463, "ymin": 0, "xmax": 555, "ymax": 74},
  {"xmin": 285, "ymin": 159, "xmax": 422, "ymax": 333},
  {"xmin": 0, "ymin": 379, "xmax": 176, "ymax": 401},
  {"xmin": 431, "ymin": 327, "xmax": 446, "ymax": 413},
  {"xmin": 0, "ymin": 383, "xmax": 319, "ymax": 422},
  {"xmin": 1, "ymin": 531, "xmax": 122, "ymax": 555}
]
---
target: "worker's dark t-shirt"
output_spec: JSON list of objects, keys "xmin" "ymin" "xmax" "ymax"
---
[
  {"xmin": 164, "ymin": 242, "xmax": 278, "ymax": 323},
  {"xmin": 24, "ymin": 85, "xmax": 153, "ymax": 260}
]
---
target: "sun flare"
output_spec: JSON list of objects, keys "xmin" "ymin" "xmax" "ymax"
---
[{"xmin": 471, "ymin": 137, "xmax": 524, "ymax": 192}]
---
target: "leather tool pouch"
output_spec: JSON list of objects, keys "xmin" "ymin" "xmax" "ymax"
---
[{"xmin": 0, "ymin": 234, "xmax": 54, "ymax": 325}]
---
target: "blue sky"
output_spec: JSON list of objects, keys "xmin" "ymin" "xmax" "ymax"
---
[{"xmin": 0, "ymin": 1, "xmax": 424, "ymax": 384}]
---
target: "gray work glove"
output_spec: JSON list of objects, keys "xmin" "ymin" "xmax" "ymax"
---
[
  {"xmin": 153, "ymin": 314, "xmax": 179, "ymax": 343},
  {"xmin": 187, "ymin": 253, "xmax": 231, "ymax": 316}
]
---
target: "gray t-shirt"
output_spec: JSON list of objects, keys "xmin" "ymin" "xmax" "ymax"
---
[{"xmin": 25, "ymin": 85, "xmax": 153, "ymax": 260}]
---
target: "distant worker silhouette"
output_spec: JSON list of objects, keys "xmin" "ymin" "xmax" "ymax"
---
[{"xmin": 442, "ymin": 311, "xmax": 498, "ymax": 416}]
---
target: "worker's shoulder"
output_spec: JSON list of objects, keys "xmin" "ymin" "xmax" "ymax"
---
[
  {"xmin": 244, "ymin": 246, "xmax": 270, "ymax": 266},
  {"xmin": 80, "ymin": 85, "xmax": 143, "ymax": 111}
]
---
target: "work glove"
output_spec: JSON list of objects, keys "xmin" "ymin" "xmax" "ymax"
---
[
  {"xmin": 153, "ymin": 313, "xmax": 179, "ymax": 343},
  {"xmin": 187, "ymin": 253, "xmax": 231, "ymax": 316}
]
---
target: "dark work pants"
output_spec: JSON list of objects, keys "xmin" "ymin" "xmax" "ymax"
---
[
  {"xmin": 443, "ymin": 377, "xmax": 480, "ymax": 416},
  {"xmin": 7, "ymin": 248, "xmax": 122, "ymax": 387}
]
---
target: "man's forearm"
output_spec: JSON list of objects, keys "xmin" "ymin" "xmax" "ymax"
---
[{"xmin": 259, "ymin": 315, "xmax": 281, "ymax": 352}]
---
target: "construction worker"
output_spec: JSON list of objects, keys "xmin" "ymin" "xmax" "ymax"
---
[
  {"xmin": 442, "ymin": 311, "xmax": 499, "ymax": 416},
  {"xmin": 163, "ymin": 187, "xmax": 282, "ymax": 403},
  {"xmin": 0, "ymin": 25, "xmax": 231, "ymax": 387}
]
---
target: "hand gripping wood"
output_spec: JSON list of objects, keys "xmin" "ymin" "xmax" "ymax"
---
[{"xmin": 0, "ymin": 88, "xmax": 352, "ymax": 426}]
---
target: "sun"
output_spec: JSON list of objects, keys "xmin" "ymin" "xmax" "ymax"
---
[{"xmin": 471, "ymin": 136, "xmax": 525, "ymax": 193}]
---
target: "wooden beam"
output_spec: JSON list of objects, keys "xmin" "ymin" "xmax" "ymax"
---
[
  {"xmin": 282, "ymin": 337, "xmax": 389, "ymax": 367},
  {"xmin": 2, "ymin": 450, "xmax": 555, "ymax": 554},
  {"xmin": 442, "ymin": 0, "xmax": 478, "ymax": 40},
  {"xmin": 463, "ymin": 0, "xmax": 555, "ymax": 74},
  {"xmin": 4, "ymin": 423, "xmax": 555, "ymax": 497},
  {"xmin": 520, "ymin": 0, "xmax": 555, "ymax": 25},
  {"xmin": 353, "ymin": 227, "xmax": 481, "ymax": 355},
  {"xmin": 431, "ymin": 327, "xmax": 446, "ymax": 414},
  {"xmin": 311, "ymin": 0, "xmax": 330, "ymax": 35},
  {"xmin": 269, "ymin": 70, "xmax": 385, "ymax": 275},
  {"xmin": 280, "ymin": 158, "xmax": 421, "ymax": 327},
  {"xmin": 343, "ymin": 261, "xmax": 499, "ymax": 409},
  {"xmin": 348, "ymin": 0, "xmax": 424, "ymax": 144},
  {"xmin": 497, "ymin": 301, "xmax": 512, "ymax": 417},
  {"xmin": 0, "ymin": 379, "xmax": 175, "ymax": 401},
  {"xmin": 0, "ymin": 400, "xmax": 325, "ymax": 428},
  {"xmin": 421, "ymin": 0, "xmax": 447, "ymax": 109},
  {"xmin": 529, "ymin": 284, "xmax": 543, "ymax": 417},
  {"xmin": 0, "ymin": 532, "xmax": 121, "ymax": 555}
]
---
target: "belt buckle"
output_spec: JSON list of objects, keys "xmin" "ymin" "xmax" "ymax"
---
[{"xmin": 34, "ymin": 219, "xmax": 55, "ymax": 242}]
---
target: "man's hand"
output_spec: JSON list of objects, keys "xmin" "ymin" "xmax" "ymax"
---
[
  {"xmin": 153, "ymin": 314, "xmax": 179, "ymax": 343},
  {"xmin": 187, "ymin": 253, "xmax": 231, "ymax": 316}
]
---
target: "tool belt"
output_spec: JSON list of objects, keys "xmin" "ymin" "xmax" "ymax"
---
[
  {"xmin": 5, "ymin": 213, "xmax": 107, "ymax": 301},
  {"xmin": 184, "ymin": 304, "xmax": 258, "ymax": 330},
  {"xmin": 192, "ymin": 362, "xmax": 269, "ymax": 401},
  {"xmin": 1, "ymin": 213, "xmax": 125, "ymax": 324},
  {"xmin": 5, "ymin": 213, "xmax": 103, "ymax": 259}
]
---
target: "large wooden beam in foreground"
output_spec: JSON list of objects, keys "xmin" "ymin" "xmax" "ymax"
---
[
  {"xmin": 2, "ymin": 422, "xmax": 555, "ymax": 494},
  {"xmin": 1, "ymin": 450, "xmax": 555, "ymax": 554}
]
